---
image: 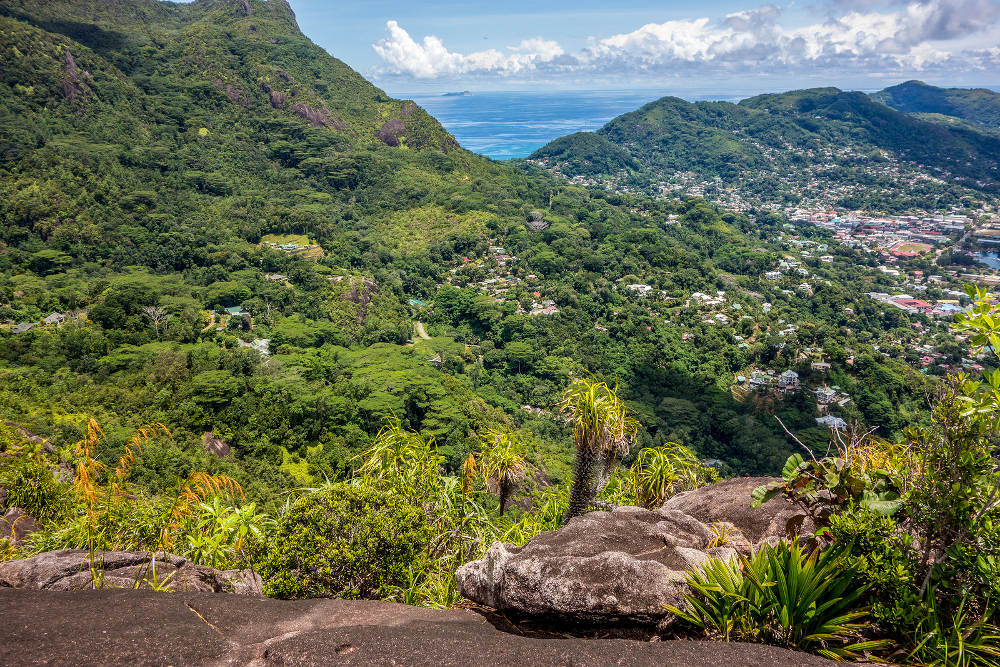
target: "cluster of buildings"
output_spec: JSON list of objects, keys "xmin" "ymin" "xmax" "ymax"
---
[
  {"xmin": 737, "ymin": 369, "xmax": 802, "ymax": 394},
  {"xmin": 791, "ymin": 210, "xmax": 966, "ymax": 256},
  {"xmin": 440, "ymin": 243, "xmax": 564, "ymax": 318},
  {"xmin": 867, "ymin": 292, "xmax": 966, "ymax": 318}
]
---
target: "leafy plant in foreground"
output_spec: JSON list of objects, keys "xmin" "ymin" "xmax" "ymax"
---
[
  {"xmin": 751, "ymin": 424, "xmax": 904, "ymax": 526},
  {"xmin": 907, "ymin": 590, "xmax": 1000, "ymax": 667},
  {"xmin": 825, "ymin": 508, "xmax": 917, "ymax": 633},
  {"xmin": 629, "ymin": 442, "xmax": 716, "ymax": 508},
  {"xmin": 666, "ymin": 540, "xmax": 888, "ymax": 661}
]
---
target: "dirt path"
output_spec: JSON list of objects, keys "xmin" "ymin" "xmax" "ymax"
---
[{"xmin": 415, "ymin": 321, "xmax": 431, "ymax": 340}]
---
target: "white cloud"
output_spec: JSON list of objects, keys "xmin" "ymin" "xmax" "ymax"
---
[
  {"xmin": 372, "ymin": 20, "xmax": 563, "ymax": 78},
  {"xmin": 372, "ymin": 0, "xmax": 1000, "ymax": 81}
]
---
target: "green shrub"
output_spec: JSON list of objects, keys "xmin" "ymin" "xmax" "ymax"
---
[
  {"xmin": 0, "ymin": 456, "xmax": 67, "ymax": 522},
  {"xmin": 666, "ymin": 540, "xmax": 889, "ymax": 661},
  {"xmin": 261, "ymin": 483, "xmax": 431, "ymax": 600},
  {"xmin": 826, "ymin": 508, "xmax": 917, "ymax": 632}
]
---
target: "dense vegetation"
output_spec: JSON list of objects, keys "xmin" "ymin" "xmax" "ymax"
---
[
  {"xmin": 5, "ymin": 297, "xmax": 1000, "ymax": 664},
  {"xmin": 0, "ymin": 0, "xmax": 952, "ymax": 513}
]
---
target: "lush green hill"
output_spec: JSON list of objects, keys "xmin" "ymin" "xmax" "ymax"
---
[
  {"xmin": 529, "ymin": 132, "xmax": 640, "ymax": 179},
  {"xmin": 872, "ymin": 80, "xmax": 1000, "ymax": 132},
  {"xmin": 530, "ymin": 87, "xmax": 1000, "ymax": 211}
]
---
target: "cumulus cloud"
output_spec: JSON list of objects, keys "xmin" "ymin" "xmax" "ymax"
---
[
  {"xmin": 372, "ymin": 0, "xmax": 1000, "ymax": 81},
  {"xmin": 372, "ymin": 20, "xmax": 564, "ymax": 78}
]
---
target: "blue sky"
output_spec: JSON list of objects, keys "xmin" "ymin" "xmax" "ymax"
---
[{"xmin": 284, "ymin": 0, "xmax": 1000, "ymax": 93}]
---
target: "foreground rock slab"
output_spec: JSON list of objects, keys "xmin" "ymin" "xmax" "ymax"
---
[
  {"xmin": 456, "ymin": 506, "xmax": 736, "ymax": 622},
  {"xmin": 0, "ymin": 549, "xmax": 261, "ymax": 595},
  {"xmin": 0, "ymin": 589, "xmax": 834, "ymax": 666}
]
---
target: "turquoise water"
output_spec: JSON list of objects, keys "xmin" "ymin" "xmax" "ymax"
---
[
  {"xmin": 403, "ymin": 86, "xmax": 1000, "ymax": 160},
  {"xmin": 405, "ymin": 90, "xmax": 743, "ymax": 160}
]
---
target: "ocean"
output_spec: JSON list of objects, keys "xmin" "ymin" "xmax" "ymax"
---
[{"xmin": 404, "ymin": 90, "xmax": 746, "ymax": 160}]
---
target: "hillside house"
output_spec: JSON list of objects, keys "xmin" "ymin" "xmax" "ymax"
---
[
  {"xmin": 816, "ymin": 386, "xmax": 837, "ymax": 403},
  {"xmin": 816, "ymin": 415, "xmax": 847, "ymax": 429},
  {"xmin": 777, "ymin": 370, "xmax": 800, "ymax": 393},
  {"xmin": 627, "ymin": 284, "xmax": 654, "ymax": 297}
]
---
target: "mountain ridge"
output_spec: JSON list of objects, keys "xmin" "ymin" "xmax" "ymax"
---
[
  {"xmin": 530, "ymin": 83, "xmax": 1000, "ymax": 211},
  {"xmin": 872, "ymin": 79, "xmax": 1000, "ymax": 133}
]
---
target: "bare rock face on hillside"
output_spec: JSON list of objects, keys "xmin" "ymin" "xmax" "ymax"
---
[
  {"xmin": 661, "ymin": 476, "xmax": 817, "ymax": 546},
  {"xmin": 291, "ymin": 102, "xmax": 346, "ymax": 129},
  {"xmin": 338, "ymin": 277, "xmax": 380, "ymax": 324},
  {"xmin": 526, "ymin": 210, "xmax": 549, "ymax": 231},
  {"xmin": 456, "ymin": 507, "xmax": 735, "ymax": 623},
  {"xmin": 0, "ymin": 550, "xmax": 261, "ymax": 595},
  {"xmin": 61, "ymin": 49, "xmax": 89, "ymax": 102},
  {"xmin": 214, "ymin": 79, "xmax": 249, "ymax": 107},
  {"xmin": 202, "ymin": 431, "xmax": 232, "ymax": 458},
  {"xmin": 260, "ymin": 82, "xmax": 286, "ymax": 108},
  {"xmin": 377, "ymin": 118, "xmax": 407, "ymax": 146}
]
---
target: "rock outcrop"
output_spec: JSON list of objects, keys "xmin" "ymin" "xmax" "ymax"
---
[
  {"xmin": 214, "ymin": 79, "xmax": 249, "ymax": 107},
  {"xmin": 0, "ymin": 588, "xmax": 835, "ymax": 665},
  {"xmin": 61, "ymin": 49, "xmax": 88, "ymax": 101},
  {"xmin": 661, "ymin": 476, "xmax": 817, "ymax": 545},
  {"xmin": 456, "ymin": 506, "xmax": 735, "ymax": 623},
  {"xmin": 338, "ymin": 277, "xmax": 379, "ymax": 323},
  {"xmin": 458, "ymin": 478, "xmax": 820, "ymax": 623},
  {"xmin": 377, "ymin": 118, "xmax": 407, "ymax": 146},
  {"xmin": 260, "ymin": 82, "xmax": 285, "ymax": 108},
  {"xmin": 2, "ymin": 421, "xmax": 47, "ymax": 449},
  {"xmin": 0, "ymin": 550, "xmax": 261, "ymax": 595},
  {"xmin": 291, "ymin": 102, "xmax": 343, "ymax": 129},
  {"xmin": 202, "ymin": 431, "xmax": 232, "ymax": 458}
]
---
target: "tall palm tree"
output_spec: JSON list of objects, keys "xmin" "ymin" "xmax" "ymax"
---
[
  {"xmin": 560, "ymin": 378, "xmax": 638, "ymax": 523},
  {"xmin": 480, "ymin": 429, "xmax": 527, "ymax": 516}
]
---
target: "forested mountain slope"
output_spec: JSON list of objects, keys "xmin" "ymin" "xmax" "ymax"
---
[
  {"xmin": 530, "ymin": 87, "xmax": 1000, "ymax": 210},
  {"xmin": 0, "ymin": 0, "xmax": 945, "ymax": 507}
]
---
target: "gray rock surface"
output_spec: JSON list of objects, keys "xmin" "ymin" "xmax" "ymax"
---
[
  {"xmin": 202, "ymin": 431, "xmax": 232, "ymax": 458},
  {"xmin": 1, "ymin": 507, "xmax": 39, "ymax": 545},
  {"xmin": 0, "ymin": 588, "xmax": 835, "ymax": 666},
  {"xmin": 456, "ymin": 506, "xmax": 735, "ymax": 622},
  {"xmin": 0, "ymin": 549, "xmax": 261, "ymax": 595},
  {"xmin": 661, "ymin": 477, "xmax": 817, "ymax": 545}
]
